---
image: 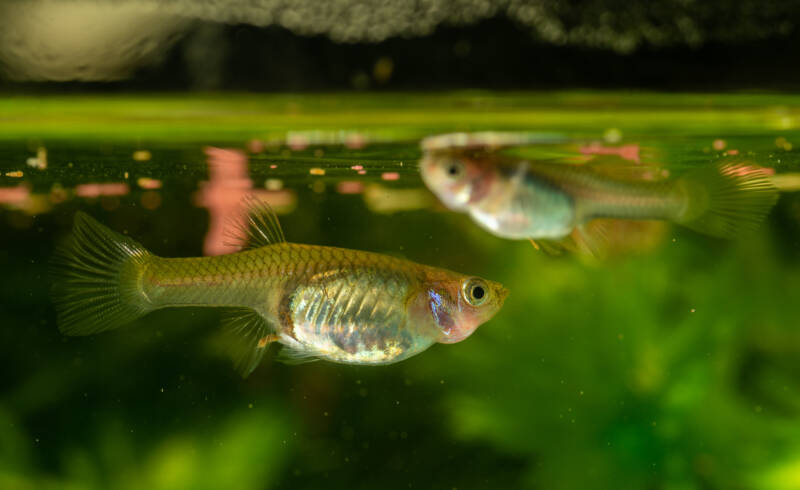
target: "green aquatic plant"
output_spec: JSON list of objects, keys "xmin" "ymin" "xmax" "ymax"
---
[{"xmin": 430, "ymin": 231, "xmax": 800, "ymax": 489}]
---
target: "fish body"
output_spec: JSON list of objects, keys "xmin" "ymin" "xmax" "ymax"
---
[
  {"xmin": 420, "ymin": 142, "xmax": 778, "ymax": 242},
  {"xmin": 51, "ymin": 204, "xmax": 507, "ymax": 375}
]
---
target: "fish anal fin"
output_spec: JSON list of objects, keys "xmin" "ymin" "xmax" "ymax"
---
[
  {"xmin": 225, "ymin": 195, "xmax": 287, "ymax": 251},
  {"xmin": 221, "ymin": 307, "xmax": 276, "ymax": 377}
]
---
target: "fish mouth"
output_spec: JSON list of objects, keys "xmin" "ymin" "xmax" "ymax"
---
[{"xmin": 497, "ymin": 286, "xmax": 510, "ymax": 304}]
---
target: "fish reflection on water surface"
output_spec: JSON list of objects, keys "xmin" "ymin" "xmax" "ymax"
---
[
  {"xmin": 420, "ymin": 133, "xmax": 779, "ymax": 250},
  {"xmin": 50, "ymin": 199, "xmax": 507, "ymax": 376}
]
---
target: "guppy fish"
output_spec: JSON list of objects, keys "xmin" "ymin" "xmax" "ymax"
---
[
  {"xmin": 420, "ymin": 138, "xmax": 778, "ymax": 246},
  {"xmin": 51, "ymin": 201, "xmax": 507, "ymax": 376}
]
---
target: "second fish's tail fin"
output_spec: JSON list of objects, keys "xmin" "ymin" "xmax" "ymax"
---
[
  {"xmin": 674, "ymin": 162, "xmax": 778, "ymax": 238},
  {"xmin": 51, "ymin": 212, "xmax": 154, "ymax": 336}
]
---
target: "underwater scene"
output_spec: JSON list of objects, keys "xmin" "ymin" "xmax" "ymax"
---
[{"xmin": 3, "ymin": 92, "xmax": 800, "ymax": 490}]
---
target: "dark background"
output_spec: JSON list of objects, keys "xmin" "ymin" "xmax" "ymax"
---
[{"xmin": 3, "ymin": 11, "xmax": 800, "ymax": 93}]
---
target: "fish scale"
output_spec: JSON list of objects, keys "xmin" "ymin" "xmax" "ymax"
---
[{"xmin": 51, "ymin": 207, "xmax": 507, "ymax": 375}]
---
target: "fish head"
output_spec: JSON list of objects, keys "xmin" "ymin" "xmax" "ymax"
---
[
  {"xmin": 410, "ymin": 274, "xmax": 508, "ymax": 344},
  {"xmin": 419, "ymin": 150, "xmax": 495, "ymax": 211}
]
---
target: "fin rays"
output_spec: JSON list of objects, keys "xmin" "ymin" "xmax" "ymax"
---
[
  {"xmin": 225, "ymin": 195, "xmax": 287, "ymax": 251},
  {"xmin": 50, "ymin": 212, "xmax": 153, "ymax": 336},
  {"xmin": 220, "ymin": 307, "xmax": 276, "ymax": 377},
  {"xmin": 677, "ymin": 162, "xmax": 778, "ymax": 238}
]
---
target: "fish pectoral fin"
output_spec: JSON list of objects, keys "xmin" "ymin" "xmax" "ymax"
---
[
  {"xmin": 529, "ymin": 238, "xmax": 566, "ymax": 256},
  {"xmin": 276, "ymin": 345, "xmax": 322, "ymax": 365},
  {"xmin": 220, "ymin": 307, "xmax": 277, "ymax": 378},
  {"xmin": 224, "ymin": 194, "xmax": 287, "ymax": 251}
]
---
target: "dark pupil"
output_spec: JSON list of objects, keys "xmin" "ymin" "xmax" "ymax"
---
[
  {"xmin": 447, "ymin": 164, "xmax": 460, "ymax": 176},
  {"xmin": 472, "ymin": 285, "xmax": 485, "ymax": 300}
]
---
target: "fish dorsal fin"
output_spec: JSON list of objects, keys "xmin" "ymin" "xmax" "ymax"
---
[
  {"xmin": 220, "ymin": 307, "xmax": 277, "ymax": 377},
  {"xmin": 226, "ymin": 195, "xmax": 287, "ymax": 251}
]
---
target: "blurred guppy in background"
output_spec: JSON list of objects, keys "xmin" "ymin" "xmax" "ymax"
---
[{"xmin": 420, "ymin": 132, "xmax": 780, "ymax": 254}]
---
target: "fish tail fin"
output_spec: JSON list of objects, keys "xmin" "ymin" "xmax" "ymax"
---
[
  {"xmin": 674, "ymin": 162, "xmax": 778, "ymax": 238},
  {"xmin": 50, "ymin": 212, "xmax": 154, "ymax": 336}
]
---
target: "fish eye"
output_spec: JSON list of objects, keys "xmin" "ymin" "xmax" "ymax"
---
[
  {"xmin": 444, "ymin": 159, "xmax": 464, "ymax": 179},
  {"xmin": 462, "ymin": 278, "xmax": 489, "ymax": 306}
]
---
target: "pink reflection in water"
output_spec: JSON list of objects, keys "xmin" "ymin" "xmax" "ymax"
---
[
  {"xmin": 580, "ymin": 142, "xmax": 640, "ymax": 163},
  {"xmin": 196, "ymin": 147, "xmax": 252, "ymax": 256},
  {"xmin": 75, "ymin": 183, "xmax": 130, "ymax": 198},
  {"xmin": 337, "ymin": 181, "xmax": 364, "ymax": 194},
  {"xmin": 196, "ymin": 147, "xmax": 294, "ymax": 256},
  {"xmin": 0, "ymin": 185, "xmax": 30, "ymax": 205}
]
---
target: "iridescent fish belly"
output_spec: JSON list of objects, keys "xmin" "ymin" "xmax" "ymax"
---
[{"xmin": 283, "ymin": 266, "xmax": 434, "ymax": 364}]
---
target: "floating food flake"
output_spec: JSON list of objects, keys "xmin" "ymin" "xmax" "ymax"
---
[
  {"xmin": 5, "ymin": 171, "xmax": 23, "ymax": 178},
  {"xmin": 133, "ymin": 150, "xmax": 152, "ymax": 162},
  {"xmin": 358, "ymin": 170, "xmax": 367, "ymax": 175},
  {"xmin": 270, "ymin": 164, "xmax": 278, "ymax": 169},
  {"xmin": 137, "ymin": 177, "xmax": 162, "ymax": 189},
  {"xmin": 712, "ymin": 139, "xmax": 726, "ymax": 151},
  {"xmin": 381, "ymin": 172, "xmax": 400, "ymax": 181},
  {"xmin": 351, "ymin": 164, "xmax": 364, "ymax": 171},
  {"xmin": 309, "ymin": 168, "xmax": 326, "ymax": 176}
]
